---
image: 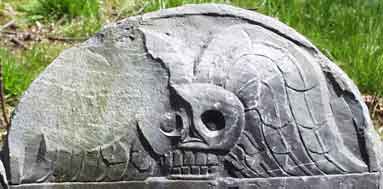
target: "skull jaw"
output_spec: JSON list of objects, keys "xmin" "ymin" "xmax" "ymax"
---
[
  {"xmin": 167, "ymin": 172, "xmax": 221, "ymax": 180},
  {"xmin": 160, "ymin": 149, "xmax": 225, "ymax": 179},
  {"xmin": 177, "ymin": 141, "xmax": 220, "ymax": 150}
]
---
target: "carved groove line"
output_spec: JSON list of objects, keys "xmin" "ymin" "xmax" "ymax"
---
[{"xmin": 232, "ymin": 39, "xmax": 330, "ymax": 176}]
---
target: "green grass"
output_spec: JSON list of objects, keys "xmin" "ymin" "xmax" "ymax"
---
[
  {"xmin": 18, "ymin": 0, "xmax": 103, "ymax": 38},
  {"xmin": 56, "ymin": 18, "xmax": 102, "ymax": 38},
  {"xmin": 257, "ymin": 0, "xmax": 383, "ymax": 97},
  {"xmin": 0, "ymin": 0, "xmax": 382, "ymax": 104},
  {"xmin": 0, "ymin": 43, "xmax": 68, "ymax": 105},
  {"xmin": 135, "ymin": 0, "xmax": 383, "ymax": 97},
  {"xmin": 20, "ymin": 0, "xmax": 100, "ymax": 22}
]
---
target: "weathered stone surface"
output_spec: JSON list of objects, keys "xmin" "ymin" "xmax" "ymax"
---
[
  {"xmin": 1, "ymin": 3, "xmax": 382, "ymax": 189},
  {"xmin": 6, "ymin": 173, "xmax": 383, "ymax": 189}
]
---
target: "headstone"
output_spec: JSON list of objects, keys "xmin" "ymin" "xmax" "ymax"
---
[{"xmin": 1, "ymin": 4, "xmax": 382, "ymax": 189}]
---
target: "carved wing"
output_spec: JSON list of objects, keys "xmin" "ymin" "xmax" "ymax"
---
[{"xmin": 195, "ymin": 24, "xmax": 371, "ymax": 177}]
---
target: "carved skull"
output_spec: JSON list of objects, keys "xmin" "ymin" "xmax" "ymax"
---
[{"xmin": 141, "ymin": 83, "xmax": 245, "ymax": 178}]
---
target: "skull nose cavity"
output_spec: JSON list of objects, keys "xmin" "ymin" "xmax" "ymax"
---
[
  {"xmin": 201, "ymin": 110, "xmax": 225, "ymax": 131},
  {"xmin": 175, "ymin": 113, "xmax": 183, "ymax": 130},
  {"xmin": 160, "ymin": 113, "xmax": 183, "ymax": 137}
]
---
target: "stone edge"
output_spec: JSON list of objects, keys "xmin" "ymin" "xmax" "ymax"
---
[{"xmin": 7, "ymin": 172, "xmax": 383, "ymax": 189}]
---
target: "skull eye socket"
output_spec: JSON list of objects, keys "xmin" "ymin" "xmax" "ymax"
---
[{"xmin": 201, "ymin": 110, "xmax": 225, "ymax": 131}]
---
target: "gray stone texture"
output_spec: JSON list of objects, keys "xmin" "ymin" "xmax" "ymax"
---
[
  {"xmin": 5, "ymin": 173, "xmax": 383, "ymax": 189},
  {"xmin": 1, "ymin": 3, "xmax": 382, "ymax": 189}
]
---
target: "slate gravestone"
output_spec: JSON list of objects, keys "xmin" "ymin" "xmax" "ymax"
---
[{"xmin": 0, "ymin": 4, "xmax": 382, "ymax": 189}]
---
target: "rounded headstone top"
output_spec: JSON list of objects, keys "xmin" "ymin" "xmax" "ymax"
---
[{"xmin": 4, "ymin": 3, "xmax": 382, "ymax": 186}]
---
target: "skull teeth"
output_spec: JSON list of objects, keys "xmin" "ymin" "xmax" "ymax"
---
[
  {"xmin": 161, "ymin": 150, "xmax": 221, "ymax": 175},
  {"xmin": 170, "ymin": 165, "xmax": 220, "ymax": 175}
]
